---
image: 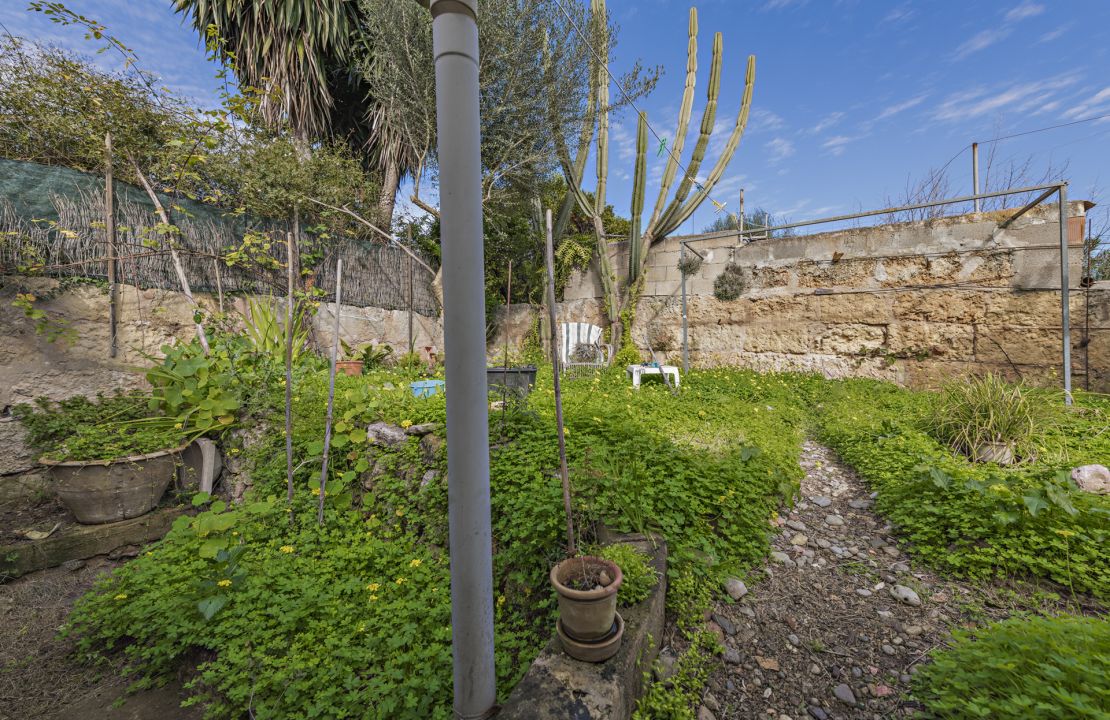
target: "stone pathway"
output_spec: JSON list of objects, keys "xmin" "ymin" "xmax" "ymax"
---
[{"xmin": 697, "ymin": 441, "xmax": 977, "ymax": 720}]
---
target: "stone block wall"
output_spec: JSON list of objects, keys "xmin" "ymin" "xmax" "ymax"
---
[{"xmin": 554, "ymin": 202, "xmax": 1108, "ymax": 391}]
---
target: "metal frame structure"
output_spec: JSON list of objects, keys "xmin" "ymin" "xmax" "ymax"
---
[{"xmin": 679, "ymin": 182, "xmax": 1075, "ymax": 405}]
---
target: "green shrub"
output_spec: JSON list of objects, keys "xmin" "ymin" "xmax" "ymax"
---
[
  {"xmin": 12, "ymin": 393, "xmax": 151, "ymax": 456},
  {"xmin": 712, "ymin": 263, "xmax": 745, "ymax": 301},
  {"xmin": 595, "ymin": 543, "xmax": 658, "ymax": 607},
  {"xmin": 912, "ymin": 614, "xmax": 1110, "ymax": 718},
  {"xmin": 930, "ymin": 373, "xmax": 1057, "ymax": 462}
]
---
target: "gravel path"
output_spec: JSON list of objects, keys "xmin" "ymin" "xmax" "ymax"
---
[{"xmin": 697, "ymin": 441, "xmax": 986, "ymax": 720}]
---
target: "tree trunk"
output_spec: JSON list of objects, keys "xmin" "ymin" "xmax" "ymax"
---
[{"xmin": 377, "ymin": 159, "xmax": 401, "ymax": 228}]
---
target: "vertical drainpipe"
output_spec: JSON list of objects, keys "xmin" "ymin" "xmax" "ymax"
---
[
  {"xmin": 1059, "ymin": 183, "xmax": 1072, "ymax": 406},
  {"xmin": 427, "ymin": 1, "xmax": 497, "ymax": 717}
]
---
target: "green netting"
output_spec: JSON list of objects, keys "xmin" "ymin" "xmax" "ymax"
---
[{"xmin": 0, "ymin": 158, "xmax": 438, "ymax": 314}]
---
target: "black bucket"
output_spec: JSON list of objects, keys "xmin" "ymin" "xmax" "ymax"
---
[{"xmin": 486, "ymin": 366, "xmax": 538, "ymax": 398}]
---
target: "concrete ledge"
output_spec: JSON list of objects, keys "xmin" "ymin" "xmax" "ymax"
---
[
  {"xmin": 0, "ymin": 506, "xmax": 184, "ymax": 579},
  {"xmin": 498, "ymin": 535, "xmax": 667, "ymax": 720}
]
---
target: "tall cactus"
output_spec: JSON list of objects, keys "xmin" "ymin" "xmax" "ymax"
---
[{"xmin": 559, "ymin": 3, "xmax": 756, "ymax": 349}]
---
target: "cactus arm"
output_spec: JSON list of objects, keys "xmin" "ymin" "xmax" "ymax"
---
[
  {"xmin": 628, "ymin": 111, "xmax": 648, "ymax": 281},
  {"xmin": 654, "ymin": 30, "xmax": 723, "ymax": 236},
  {"xmin": 645, "ymin": 7, "xmax": 698, "ymax": 234},
  {"xmin": 661, "ymin": 54, "xmax": 756, "ymax": 237}
]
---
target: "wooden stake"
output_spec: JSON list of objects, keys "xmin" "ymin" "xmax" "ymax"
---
[
  {"xmin": 318, "ymin": 257, "xmax": 343, "ymax": 525},
  {"xmin": 127, "ymin": 154, "xmax": 209, "ymax": 354},
  {"xmin": 105, "ymin": 132, "xmax": 118, "ymax": 358},
  {"xmin": 545, "ymin": 209, "xmax": 576, "ymax": 557},
  {"xmin": 285, "ymin": 231, "xmax": 296, "ymax": 506},
  {"xmin": 407, "ymin": 223, "xmax": 415, "ymax": 354},
  {"xmin": 213, "ymin": 258, "xmax": 224, "ymax": 314}
]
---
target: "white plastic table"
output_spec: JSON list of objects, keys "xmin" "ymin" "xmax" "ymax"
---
[{"xmin": 626, "ymin": 364, "xmax": 680, "ymax": 389}]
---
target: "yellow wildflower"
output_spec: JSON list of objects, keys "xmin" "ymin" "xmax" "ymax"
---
[
  {"xmin": 366, "ymin": 583, "xmax": 381, "ymax": 592},
  {"xmin": 401, "ymin": 420, "xmax": 413, "ymax": 429},
  {"xmin": 1054, "ymin": 529, "xmax": 1076, "ymax": 538},
  {"xmin": 497, "ymin": 595, "xmax": 506, "ymax": 607},
  {"xmin": 114, "ymin": 593, "xmax": 128, "ymax": 600},
  {"xmin": 369, "ymin": 595, "xmax": 379, "ymax": 601},
  {"xmin": 217, "ymin": 579, "xmax": 232, "ymax": 587},
  {"xmin": 173, "ymin": 422, "xmax": 183, "ymax": 430},
  {"xmin": 279, "ymin": 545, "xmax": 295, "ymax": 553},
  {"xmin": 395, "ymin": 577, "xmax": 407, "ymax": 585},
  {"xmin": 395, "ymin": 509, "xmax": 405, "ymax": 517},
  {"xmin": 312, "ymin": 487, "xmax": 321, "ymax": 496},
  {"xmin": 409, "ymin": 559, "xmax": 422, "ymax": 568}
]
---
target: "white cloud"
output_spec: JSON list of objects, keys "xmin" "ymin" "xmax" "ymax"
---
[
  {"xmin": 811, "ymin": 112, "xmax": 844, "ymax": 134},
  {"xmin": 609, "ymin": 122, "xmax": 638, "ymax": 162},
  {"xmin": 933, "ymin": 75, "xmax": 1080, "ymax": 121},
  {"xmin": 821, "ymin": 135, "xmax": 858, "ymax": 156},
  {"xmin": 1004, "ymin": 1, "xmax": 1044, "ymax": 23},
  {"xmin": 762, "ymin": 0, "xmax": 807, "ymax": 10},
  {"xmin": 750, "ymin": 108, "xmax": 786, "ymax": 132},
  {"xmin": 1036, "ymin": 25, "xmax": 1069, "ymax": 44},
  {"xmin": 953, "ymin": 28, "xmax": 1012, "ymax": 60},
  {"xmin": 1062, "ymin": 87, "xmax": 1110, "ymax": 121},
  {"xmin": 874, "ymin": 95, "xmax": 927, "ymax": 121},
  {"xmin": 765, "ymin": 137, "xmax": 795, "ymax": 162},
  {"xmin": 882, "ymin": 5, "xmax": 915, "ymax": 24}
]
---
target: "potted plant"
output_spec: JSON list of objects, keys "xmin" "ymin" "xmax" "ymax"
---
[
  {"xmin": 930, "ymin": 373, "xmax": 1055, "ymax": 466},
  {"xmin": 337, "ymin": 340, "xmax": 394, "ymax": 377},
  {"xmin": 337, "ymin": 340, "xmax": 365, "ymax": 376},
  {"xmin": 40, "ymin": 423, "xmax": 189, "ymax": 524},
  {"xmin": 550, "ymin": 554, "xmax": 624, "ymax": 662}
]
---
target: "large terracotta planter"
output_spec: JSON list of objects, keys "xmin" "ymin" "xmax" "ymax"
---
[
  {"xmin": 550, "ymin": 555, "xmax": 623, "ymax": 661},
  {"xmin": 42, "ymin": 445, "xmax": 186, "ymax": 524},
  {"xmin": 336, "ymin": 360, "xmax": 364, "ymax": 377}
]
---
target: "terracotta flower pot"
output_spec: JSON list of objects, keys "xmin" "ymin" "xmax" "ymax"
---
[
  {"xmin": 550, "ymin": 555, "xmax": 623, "ymax": 654},
  {"xmin": 42, "ymin": 444, "xmax": 187, "ymax": 524},
  {"xmin": 336, "ymin": 360, "xmax": 364, "ymax": 377}
]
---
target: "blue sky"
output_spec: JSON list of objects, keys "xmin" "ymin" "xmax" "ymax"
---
[{"xmin": 3, "ymin": 0, "xmax": 1108, "ymax": 234}]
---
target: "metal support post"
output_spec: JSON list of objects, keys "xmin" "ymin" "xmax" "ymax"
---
[
  {"xmin": 972, "ymin": 142, "xmax": 980, "ymax": 213},
  {"xmin": 1059, "ymin": 184, "xmax": 1072, "ymax": 405},
  {"xmin": 738, "ymin": 189, "xmax": 745, "ymax": 233},
  {"xmin": 680, "ymin": 242, "xmax": 689, "ymax": 373},
  {"xmin": 428, "ymin": 0, "xmax": 496, "ymax": 717}
]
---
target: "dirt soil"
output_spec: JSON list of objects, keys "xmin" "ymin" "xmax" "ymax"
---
[
  {"xmin": 0, "ymin": 556, "xmax": 201, "ymax": 720},
  {"xmin": 693, "ymin": 440, "xmax": 1100, "ymax": 720},
  {"xmin": 0, "ymin": 495, "xmax": 75, "ymax": 545}
]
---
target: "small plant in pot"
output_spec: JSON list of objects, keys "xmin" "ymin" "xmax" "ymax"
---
[{"xmin": 930, "ymin": 373, "xmax": 1056, "ymax": 465}]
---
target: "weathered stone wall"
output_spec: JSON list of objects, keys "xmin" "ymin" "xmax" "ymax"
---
[
  {"xmin": 546, "ymin": 202, "xmax": 1109, "ymax": 391},
  {"xmin": 0, "ymin": 276, "xmax": 442, "ymax": 473}
]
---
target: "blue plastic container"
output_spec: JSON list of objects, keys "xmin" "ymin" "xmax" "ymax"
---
[{"xmin": 410, "ymin": 380, "xmax": 445, "ymax": 398}]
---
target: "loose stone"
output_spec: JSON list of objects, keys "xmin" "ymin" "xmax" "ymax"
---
[
  {"xmin": 712, "ymin": 613, "xmax": 737, "ymax": 636},
  {"xmin": 787, "ymin": 520, "xmax": 807, "ymax": 531},
  {"xmin": 723, "ymin": 647, "xmax": 742, "ymax": 665},
  {"xmin": 881, "ymin": 644, "xmax": 896, "ymax": 656},
  {"xmin": 791, "ymin": 533, "xmax": 808, "ymax": 546},
  {"xmin": 824, "ymin": 514, "xmax": 845, "ymax": 527},
  {"xmin": 811, "ymin": 496, "xmax": 832, "ymax": 507},
  {"xmin": 807, "ymin": 707, "xmax": 829, "ymax": 720},
  {"xmin": 833, "ymin": 683, "xmax": 857, "ymax": 705},
  {"xmin": 890, "ymin": 584, "xmax": 921, "ymax": 606},
  {"xmin": 725, "ymin": 577, "xmax": 749, "ymax": 600},
  {"xmin": 848, "ymin": 498, "xmax": 873, "ymax": 509}
]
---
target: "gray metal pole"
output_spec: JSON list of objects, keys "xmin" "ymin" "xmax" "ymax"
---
[
  {"xmin": 680, "ymin": 242, "xmax": 689, "ymax": 373},
  {"xmin": 428, "ymin": 1, "xmax": 496, "ymax": 717},
  {"xmin": 1059, "ymin": 184, "xmax": 1072, "ymax": 406},
  {"xmin": 972, "ymin": 142, "xmax": 980, "ymax": 213},
  {"xmin": 738, "ymin": 189, "xmax": 745, "ymax": 233}
]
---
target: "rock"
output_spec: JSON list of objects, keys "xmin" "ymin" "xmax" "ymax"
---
[
  {"xmin": 755, "ymin": 656, "xmax": 780, "ymax": 671},
  {"xmin": 816, "ymin": 538, "xmax": 831, "ymax": 548},
  {"xmin": 856, "ymin": 588, "xmax": 872, "ymax": 597},
  {"xmin": 811, "ymin": 496, "xmax": 832, "ymax": 507},
  {"xmin": 366, "ymin": 421, "xmax": 407, "ymax": 447},
  {"xmin": 787, "ymin": 633, "xmax": 801, "ymax": 646},
  {"xmin": 809, "ymin": 663, "xmax": 822, "ymax": 675},
  {"xmin": 723, "ymin": 647, "xmax": 742, "ymax": 665},
  {"xmin": 725, "ymin": 577, "xmax": 748, "ymax": 600},
  {"xmin": 807, "ymin": 706, "xmax": 829, "ymax": 720},
  {"xmin": 870, "ymin": 683, "xmax": 894, "ymax": 698},
  {"xmin": 876, "ymin": 610, "xmax": 893, "ymax": 619},
  {"xmin": 905, "ymin": 625, "xmax": 924, "ymax": 637},
  {"xmin": 599, "ymin": 570, "xmax": 612, "ymax": 586},
  {"xmin": 61, "ymin": 559, "xmax": 86, "ymax": 572},
  {"xmin": 1071, "ymin": 464, "xmax": 1110, "ymax": 494},
  {"xmin": 738, "ymin": 605, "xmax": 756, "ymax": 619},
  {"xmin": 848, "ymin": 498, "xmax": 873, "ymax": 509},
  {"xmin": 791, "ymin": 533, "xmax": 808, "ymax": 546},
  {"xmin": 703, "ymin": 691, "xmax": 720, "ymax": 712},
  {"xmin": 420, "ymin": 433, "xmax": 444, "ymax": 462},
  {"xmin": 697, "ymin": 705, "xmax": 717, "ymax": 720},
  {"xmin": 107, "ymin": 545, "xmax": 140, "ymax": 560},
  {"xmin": 382, "ymin": 382, "xmax": 396, "ymax": 390},
  {"xmin": 404, "ymin": 422, "xmax": 437, "ymax": 436},
  {"xmin": 770, "ymin": 551, "xmax": 793, "ymax": 564},
  {"xmin": 882, "ymin": 546, "xmax": 900, "ymax": 557},
  {"xmin": 655, "ymin": 649, "xmax": 678, "ymax": 681},
  {"xmin": 824, "ymin": 514, "xmax": 844, "ymax": 527},
  {"xmin": 712, "ymin": 613, "xmax": 737, "ymax": 636},
  {"xmin": 891, "ymin": 562, "xmax": 910, "ymax": 573},
  {"xmin": 890, "ymin": 585, "xmax": 921, "ymax": 606},
  {"xmin": 420, "ymin": 470, "xmax": 439, "ymax": 489},
  {"xmin": 881, "ymin": 644, "xmax": 896, "ymax": 656},
  {"xmin": 833, "ymin": 683, "xmax": 857, "ymax": 705},
  {"xmin": 787, "ymin": 520, "xmax": 807, "ymax": 531},
  {"xmin": 930, "ymin": 592, "xmax": 949, "ymax": 604},
  {"xmin": 851, "ymin": 666, "xmax": 863, "ymax": 678}
]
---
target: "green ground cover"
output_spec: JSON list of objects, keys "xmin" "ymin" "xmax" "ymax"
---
[{"xmin": 40, "ymin": 339, "xmax": 1107, "ymax": 719}]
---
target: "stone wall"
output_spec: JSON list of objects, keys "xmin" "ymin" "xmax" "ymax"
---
[
  {"xmin": 543, "ymin": 202, "xmax": 1109, "ymax": 391},
  {"xmin": 0, "ymin": 276, "xmax": 442, "ymax": 473}
]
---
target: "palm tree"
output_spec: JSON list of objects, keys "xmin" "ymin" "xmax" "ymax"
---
[{"xmin": 173, "ymin": 0, "xmax": 362, "ymax": 143}]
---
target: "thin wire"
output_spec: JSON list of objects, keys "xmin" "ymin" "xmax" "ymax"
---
[
  {"xmin": 552, "ymin": 0, "xmax": 730, "ymax": 214},
  {"xmin": 978, "ymin": 112, "xmax": 1110, "ymax": 145}
]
